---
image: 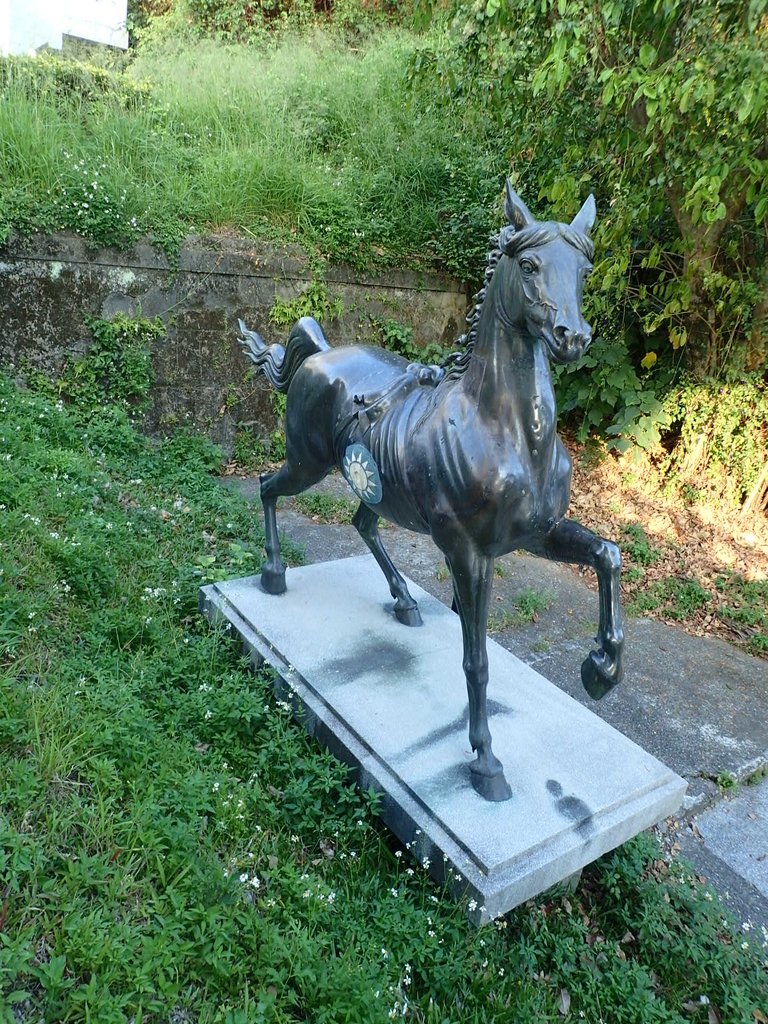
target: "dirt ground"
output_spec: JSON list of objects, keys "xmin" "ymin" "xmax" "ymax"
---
[{"xmin": 566, "ymin": 440, "xmax": 768, "ymax": 654}]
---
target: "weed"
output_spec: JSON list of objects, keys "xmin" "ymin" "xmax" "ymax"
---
[
  {"xmin": 1, "ymin": 35, "xmax": 506, "ymax": 278},
  {"xmin": 628, "ymin": 577, "xmax": 710, "ymax": 621},
  {"xmin": 680, "ymin": 482, "xmax": 702, "ymax": 506},
  {"xmin": 516, "ymin": 587, "xmax": 553, "ymax": 620},
  {"xmin": 620, "ymin": 522, "xmax": 663, "ymax": 567},
  {"xmin": 293, "ymin": 492, "xmax": 357, "ymax": 524},
  {"xmin": 268, "ymin": 391, "xmax": 288, "ymax": 462},
  {"xmin": 746, "ymin": 764, "xmax": 768, "ymax": 786},
  {"xmin": 25, "ymin": 313, "xmax": 163, "ymax": 418},
  {"xmin": 232, "ymin": 427, "xmax": 269, "ymax": 471},
  {"xmin": 715, "ymin": 573, "xmax": 768, "ymax": 656},
  {"xmin": 371, "ymin": 318, "xmax": 447, "ymax": 365},
  {"xmin": 489, "ymin": 588, "xmax": 553, "ymax": 631},
  {"xmin": 716, "ymin": 772, "xmax": 738, "ymax": 792},
  {"xmin": 270, "ymin": 279, "xmax": 344, "ymax": 328}
]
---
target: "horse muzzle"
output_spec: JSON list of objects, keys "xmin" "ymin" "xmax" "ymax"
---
[{"xmin": 547, "ymin": 324, "xmax": 592, "ymax": 364}]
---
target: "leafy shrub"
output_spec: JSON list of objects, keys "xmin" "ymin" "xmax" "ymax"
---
[
  {"xmin": 660, "ymin": 374, "xmax": 768, "ymax": 506},
  {"xmin": 412, "ymin": 0, "xmax": 768, "ymax": 378},
  {"xmin": 181, "ymin": 0, "xmax": 406, "ymax": 42},
  {"xmin": 553, "ymin": 326, "xmax": 669, "ymax": 449}
]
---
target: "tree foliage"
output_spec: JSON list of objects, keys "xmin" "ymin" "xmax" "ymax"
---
[{"xmin": 412, "ymin": 0, "xmax": 768, "ymax": 378}]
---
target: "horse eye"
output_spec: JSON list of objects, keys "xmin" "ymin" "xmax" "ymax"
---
[{"xmin": 519, "ymin": 258, "xmax": 536, "ymax": 275}]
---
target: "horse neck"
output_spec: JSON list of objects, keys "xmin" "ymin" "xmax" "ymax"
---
[{"xmin": 459, "ymin": 259, "xmax": 556, "ymax": 437}]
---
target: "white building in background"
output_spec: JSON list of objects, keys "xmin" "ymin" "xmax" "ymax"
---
[{"xmin": 0, "ymin": 0, "xmax": 129, "ymax": 56}]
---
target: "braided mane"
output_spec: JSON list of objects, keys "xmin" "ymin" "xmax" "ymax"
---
[{"xmin": 440, "ymin": 234, "xmax": 503, "ymax": 384}]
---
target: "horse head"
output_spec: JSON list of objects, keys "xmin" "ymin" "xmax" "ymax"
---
[{"xmin": 498, "ymin": 182, "xmax": 596, "ymax": 364}]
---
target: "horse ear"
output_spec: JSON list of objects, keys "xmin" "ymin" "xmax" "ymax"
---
[
  {"xmin": 504, "ymin": 180, "xmax": 534, "ymax": 231},
  {"xmin": 571, "ymin": 194, "xmax": 596, "ymax": 235}
]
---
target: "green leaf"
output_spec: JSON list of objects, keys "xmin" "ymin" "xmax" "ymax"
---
[
  {"xmin": 737, "ymin": 83, "xmax": 754, "ymax": 122},
  {"xmin": 639, "ymin": 43, "xmax": 657, "ymax": 67}
]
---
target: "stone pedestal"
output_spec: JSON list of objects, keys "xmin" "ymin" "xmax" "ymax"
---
[{"xmin": 200, "ymin": 556, "xmax": 686, "ymax": 924}]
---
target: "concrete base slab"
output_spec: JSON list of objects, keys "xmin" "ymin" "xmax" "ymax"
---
[{"xmin": 200, "ymin": 556, "xmax": 686, "ymax": 924}]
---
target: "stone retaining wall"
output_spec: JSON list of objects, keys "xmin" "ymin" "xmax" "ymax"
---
[{"xmin": 0, "ymin": 233, "xmax": 467, "ymax": 450}]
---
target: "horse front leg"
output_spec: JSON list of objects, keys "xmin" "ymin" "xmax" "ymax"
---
[
  {"xmin": 445, "ymin": 546, "xmax": 512, "ymax": 802},
  {"xmin": 352, "ymin": 503, "xmax": 422, "ymax": 626},
  {"xmin": 538, "ymin": 518, "xmax": 624, "ymax": 700}
]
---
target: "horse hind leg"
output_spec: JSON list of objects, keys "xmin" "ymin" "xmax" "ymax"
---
[
  {"xmin": 352, "ymin": 503, "xmax": 422, "ymax": 627},
  {"xmin": 259, "ymin": 459, "xmax": 329, "ymax": 594}
]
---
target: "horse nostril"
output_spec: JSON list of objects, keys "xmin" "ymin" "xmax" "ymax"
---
[{"xmin": 554, "ymin": 325, "xmax": 590, "ymax": 350}]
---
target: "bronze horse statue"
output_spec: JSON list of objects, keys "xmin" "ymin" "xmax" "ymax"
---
[{"xmin": 239, "ymin": 183, "xmax": 624, "ymax": 802}]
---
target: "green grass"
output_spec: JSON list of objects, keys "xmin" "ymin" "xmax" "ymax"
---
[
  {"xmin": 0, "ymin": 33, "xmax": 504, "ymax": 276},
  {"xmin": 716, "ymin": 573, "xmax": 768, "ymax": 657},
  {"xmin": 625, "ymin": 571, "xmax": 768, "ymax": 656},
  {"xmin": 619, "ymin": 522, "xmax": 664, "ymax": 568},
  {"xmin": 627, "ymin": 577, "xmax": 711, "ymax": 622},
  {"xmin": 488, "ymin": 588, "xmax": 553, "ymax": 632},
  {"xmin": 293, "ymin": 492, "xmax": 357, "ymax": 524},
  {"xmin": 1, "ymin": 376, "xmax": 767, "ymax": 1021}
]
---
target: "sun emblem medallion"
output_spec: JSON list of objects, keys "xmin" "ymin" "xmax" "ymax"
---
[{"xmin": 342, "ymin": 443, "xmax": 382, "ymax": 504}]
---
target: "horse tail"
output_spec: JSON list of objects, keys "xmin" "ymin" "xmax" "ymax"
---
[{"xmin": 239, "ymin": 316, "xmax": 331, "ymax": 393}]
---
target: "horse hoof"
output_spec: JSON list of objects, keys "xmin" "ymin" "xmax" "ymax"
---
[
  {"xmin": 260, "ymin": 567, "xmax": 286, "ymax": 595},
  {"xmin": 395, "ymin": 603, "xmax": 422, "ymax": 627},
  {"xmin": 470, "ymin": 769, "xmax": 513, "ymax": 803},
  {"xmin": 581, "ymin": 651, "xmax": 620, "ymax": 701}
]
